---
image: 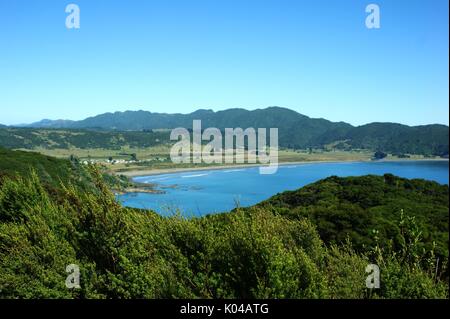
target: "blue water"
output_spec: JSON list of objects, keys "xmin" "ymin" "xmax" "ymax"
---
[{"xmin": 118, "ymin": 161, "xmax": 449, "ymax": 216}]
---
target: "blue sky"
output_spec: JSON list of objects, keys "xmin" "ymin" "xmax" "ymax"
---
[{"xmin": 0, "ymin": 0, "xmax": 448, "ymax": 126}]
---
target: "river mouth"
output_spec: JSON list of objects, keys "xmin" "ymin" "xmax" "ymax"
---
[{"xmin": 117, "ymin": 160, "xmax": 449, "ymax": 217}]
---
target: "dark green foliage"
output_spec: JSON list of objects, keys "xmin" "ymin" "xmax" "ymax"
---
[
  {"xmin": 0, "ymin": 128, "xmax": 171, "ymax": 150},
  {"xmin": 259, "ymin": 174, "xmax": 449, "ymax": 261},
  {"xmin": 0, "ymin": 147, "xmax": 92, "ymax": 191},
  {"xmin": 5, "ymin": 106, "xmax": 448, "ymax": 156},
  {"xmin": 373, "ymin": 151, "xmax": 387, "ymax": 159},
  {"xmin": 0, "ymin": 171, "xmax": 329, "ymax": 298},
  {"xmin": 0, "ymin": 169, "xmax": 447, "ymax": 299},
  {"xmin": 0, "ymin": 148, "xmax": 448, "ymax": 298},
  {"xmin": 0, "ymin": 148, "xmax": 131, "ymax": 196},
  {"xmin": 345, "ymin": 123, "xmax": 449, "ymax": 157},
  {"xmin": 100, "ymin": 172, "xmax": 133, "ymax": 191}
]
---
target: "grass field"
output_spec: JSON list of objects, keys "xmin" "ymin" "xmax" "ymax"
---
[
  {"xmin": 15, "ymin": 146, "xmax": 443, "ymax": 175},
  {"xmin": 17, "ymin": 145, "xmax": 172, "ymax": 160}
]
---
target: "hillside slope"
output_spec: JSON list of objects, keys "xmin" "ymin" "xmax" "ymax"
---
[
  {"xmin": 0, "ymin": 148, "xmax": 131, "ymax": 193},
  {"xmin": 258, "ymin": 174, "xmax": 449, "ymax": 258},
  {"xmin": 0, "ymin": 167, "xmax": 447, "ymax": 298},
  {"xmin": 342, "ymin": 123, "xmax": 449, "ymax": 156},
  {"xmin": 0, "ymin": 147, "xmax": 91, "ymax": 190},
  {"xmin": 16, "ymin": 107, "xmax": 449, "ymax": 156},
  {"xmin": 0, "ymin": 128, "xmax": 171, "ymax": 150}
]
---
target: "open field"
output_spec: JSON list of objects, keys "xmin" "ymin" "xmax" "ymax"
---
[
  {"xmin": 20, "ymin": 145, "xmax": 172, "ymax": 160},
  {"xmin": 18, "ymin": 146, "xmax": 374, "ymax": 162},
  {"xmin": 15, "ymin": 146, "xmax": 446, "ymax": 177},
  {"xmin": 112, "ymin": 149, "xmax": 376, "ymax": 175}
]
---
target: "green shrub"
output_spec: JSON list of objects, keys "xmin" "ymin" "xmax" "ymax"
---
[{"xmin": 0, "ymin": 170, "xmax": 447, "ymax": 299}]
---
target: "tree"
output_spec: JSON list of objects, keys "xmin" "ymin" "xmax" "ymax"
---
[{"xmin": 373, "ymin": 151, "xmax": 387, "ymax": 160}]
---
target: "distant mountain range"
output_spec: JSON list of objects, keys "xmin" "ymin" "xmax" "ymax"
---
[
  {"xmin": 15, "ymin": 119, "xmax": 76, "ymax": 129},
  {"xmin": 5, "ymin": 107, "xmax": 450, "ymax": 156}
]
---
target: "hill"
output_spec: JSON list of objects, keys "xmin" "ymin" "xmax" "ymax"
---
[
  {"xmin": 0, "ymin": 167, "xmax": 447, "ymax": 298},
  {"xmin": 19, "ymin": 119, "xmax": 75, "ymax": 129},
  {"xmin": 0, "ymin": 128, "xmax": 171, "ymax": 150},
  {"xmin": 340, "ymin": 123, "xmax": 449, "ymax": 156},
  {"xmin": 15, "ymin": 107, "xmax": 449, "ymax": 156},
  {"xmin": 257, "ymin": 174, "xmax": 449, "ymax": 258},
  {"xmin": 0, "ymin": 147, "xmax": 91, "ymax": 189},
  {"xmin": 20, "ymin": 107, "xmax": 352, "ymax": 140},
  {"xmin": 0, "ymin": 147, "xmax": 131, "ymax": 193}
]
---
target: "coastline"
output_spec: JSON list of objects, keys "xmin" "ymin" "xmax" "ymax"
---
[{"xmin": 117, "ymin": 157, "xmax": 449, "ymax": 178}]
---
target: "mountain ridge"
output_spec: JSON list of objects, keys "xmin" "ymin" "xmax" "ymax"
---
[
  {"xmin": 5, "ymin": 107, "xmax": 449, "ymax": 156},
  {"xmin": 17, "ymin": 106, "xmax": 448, "ymax": 130}
]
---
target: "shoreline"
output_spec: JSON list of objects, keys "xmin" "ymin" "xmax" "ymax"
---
[{"xmin": 117, "ymin": 157, "xmax": 449, "ymax": 178}]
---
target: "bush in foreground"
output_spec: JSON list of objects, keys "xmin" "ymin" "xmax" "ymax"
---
[{"xmin": 0, "ymin": 170, "xmax": 448, "ymax": 298}]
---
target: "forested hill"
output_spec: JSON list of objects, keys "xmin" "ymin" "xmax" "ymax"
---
[
  {"xmin": 0, "ymin": 148, "xmax": 129, "ymax": 193},
  {"xmin": 0, "ymin": 149, "xmax": 448, "ymax": 298},
  {"xmin": 0, "ymin": 128, "xmax": 171, "ymax": 150},
  {"xmin": 15, "ymin": 107, "xmax": 449, "ymax": 156},
  {"xmin": 0, "ymin": 159, "xmax": 448, "ymax": 298},
  {"xmin": 338, "ymin": 123, "xmax": 449, "ymax": 156},
  {"xmin": 257, "ymin": 174, "xmax": 449, "ymax": 259},
  {"xmin": 0, "ymin": 147, "xmax": 97, "ymax": 190}
]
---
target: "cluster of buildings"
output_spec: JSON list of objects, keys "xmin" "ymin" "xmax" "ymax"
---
[{"xmin": 80, "ymin": 157, "xmax": 168, "ymax": 166}]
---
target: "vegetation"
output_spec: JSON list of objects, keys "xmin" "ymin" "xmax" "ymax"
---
[
  {"xmin": 7, "ymin": 107, "xmax": 449, "ymax": 156},
  {"xmin": 341, "ymin": 123, "xmax": 449, "ymax": 157},
  {"xmin": 0, "ymin": 128, "xmax": 171, "ymax": 150},
  {"xmin": 0, "ymin": 147, "xmax": 93, "ymax": 191},
  {"xmin": 0, "ymin": 156, "xmax": 447, "ymax": 298},
  {"xmin": 373, "ymin": 151, "xmax": 387, "ymax": 159},
  {"xmin": 0, "ymin": 147, "xmax": 131, "ymax": 194},
  {"xmin": 257, "ymin": 174, "xmax": 449, "ymax": 265}
]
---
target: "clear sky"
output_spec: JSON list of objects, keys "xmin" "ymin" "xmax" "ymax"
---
[{"xmin": 0, "ymin": 0, "xmax": 448, "ymax": 126}]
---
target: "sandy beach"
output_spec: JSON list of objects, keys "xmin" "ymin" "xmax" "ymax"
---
[{"xmin": 116, "ymin": 158, "xmax": 449, "ymax": 178}]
